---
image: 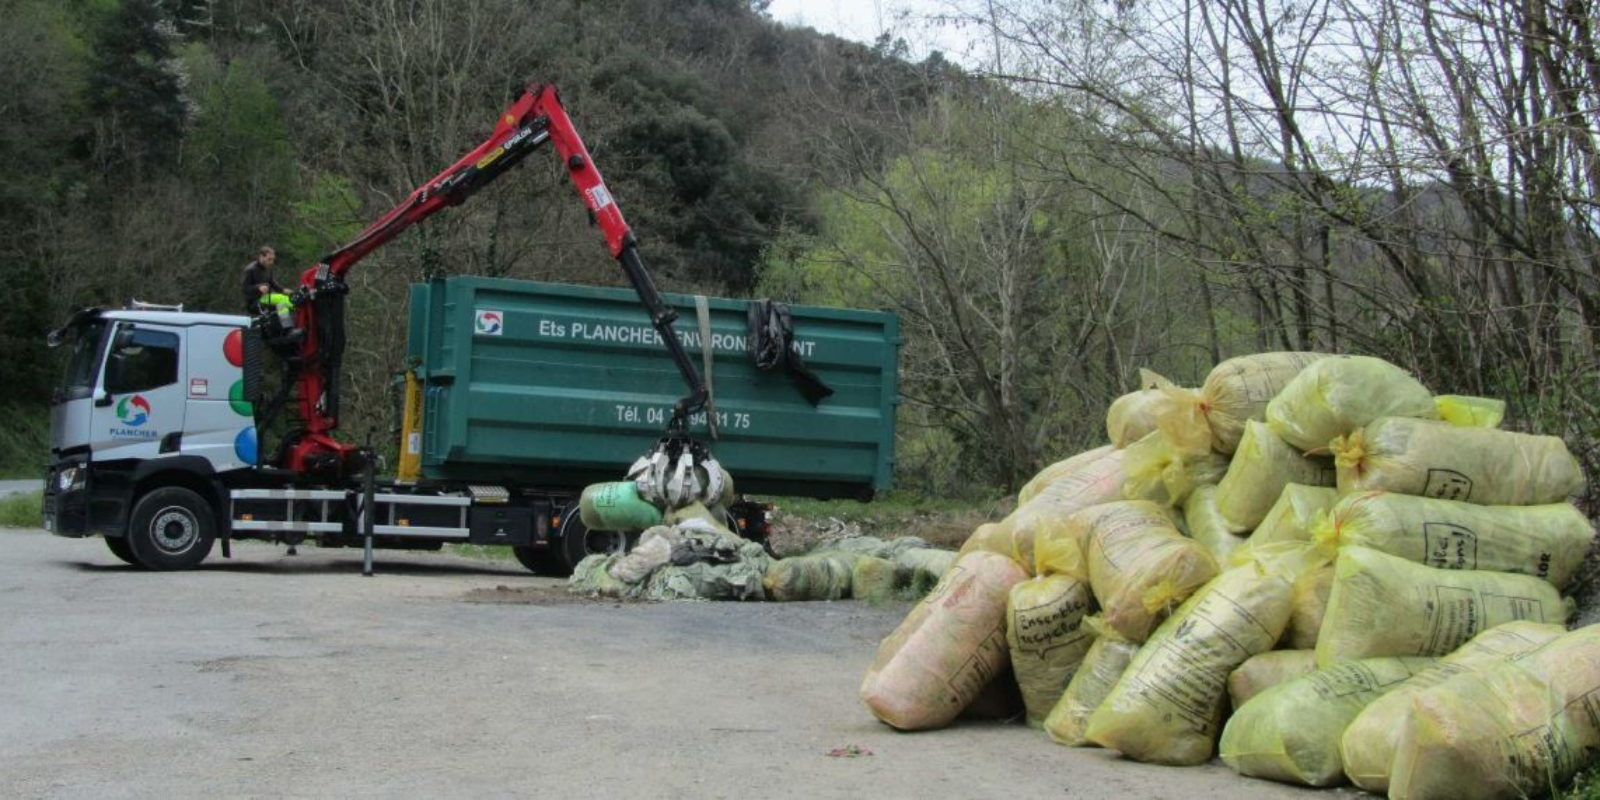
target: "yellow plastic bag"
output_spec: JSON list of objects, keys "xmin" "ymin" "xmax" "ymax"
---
[
  {"xmin": 1120, "ymin": 431, "xmax": 1231, "ymax": 506},
  {"xmin": 1183, "ymin": 485, "xmax": 1247, "ymax": 564},
  {"xmin": 1435, "ymin": 394, "xmax": 1506, "ymax": 428},
  {"xmin": 1228, "ymin": 649, "xmax": 1318, "ymax": 711},
  {"xmin": 1043, "ymin": 616, "xmax": 1138, "ymax": 747},
  {"xmin": 958, "ymin": 521, "xmax": 1032, "ymax": 572},
  {"xmin": 1247, "ymin": 484, "xmax": 1339, "ymax": 547},
  {"xmin": 1006, "ymin": 574, "xmax": 1095, "ymax": 727},
  {"xmin": 1106, "ymin": 369, "xmax": 1174, "ymax": 448},
  {"xmin": 1315, "ymin": 491, "xmax": 1593, "ymax": 590},
  {"xmin": 1017, "ymin": 445, "xmax": 1115, "ymax": 504},
  {"xmin": 861, "ymin": 551, "xmax": 1028, "ymax": 730},
  {"xmin": 1285, "ymin": 564, "xmax": 1334, "ymax": 649},
  {"xmin": 1265, "ymin": 355, "xmax": 1437, "ymax": 451},
  {"xmin": 1339, "ymin": 620, "xmax": 1567, "ymax": 794},
  {"xmin": 1079, "ymin": 501, "xmax": 1219, "ymax": 642},
  {"xmin": 1220, "ymin": 656, "xmax": 1439, "ymax": 786},
  {"xmin": 1215, "ymin": 420, "xmax": 1335, "ymax": 532},
  {"xmin": 1315, "ymin": 546, "xmax": 1568, "ymax": 666},
  {"xmin": 977, "ymin": 448, "xmax": 1130, "ymax": 573},
  {"xmin": 1387, "ymin": 625, "xmax": 1600, "ymax": 800},
  {"xmin": 1084, "ymin": 562, "xmax": 1295, "ymax": 765},
  {"xmin": 1332, "ymin": 417, "xmax": 1584, "ymax": 505},
  {"xmin": 1154, "ymin": 352, "xmax": 1329, "ymax": 454}
]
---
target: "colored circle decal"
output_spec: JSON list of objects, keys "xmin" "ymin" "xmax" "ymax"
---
[
  {"xmin": 228, "ymin": 380, "xmax": 253, "ymax": 417},
  {"xmin": 223, "ymin": 328, "xmax": 244, "ymax": 367},
  {"xmin": 234, "ymin": 427, "xmax": 258, "ymax": 465}
]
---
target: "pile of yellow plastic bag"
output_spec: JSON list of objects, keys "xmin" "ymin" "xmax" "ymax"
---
[{"xmin": 854, "ymin": 349, "xmax": 1597, "ymax": 799}]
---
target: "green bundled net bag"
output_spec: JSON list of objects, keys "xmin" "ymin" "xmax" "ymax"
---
[
  {"xmin": 579, "ymin": 481, "xmax": 663, "ymax": 532},
  {"xmin": 1315, "ymin": 546, "xmax": 1568, "ymax": 666},
  {"xmin": 850, "ymin": 556, "xmax": 903, "ymax": 602},
  {"xmin": 1042, "ymin": 615, "xmax": 1138, "ymax": 747},
  {"xmin": 763, "ymin": 553, "xmax": 857, "ymax": 601},
  {"xmin": 1264, "ymin": 354, "xmax": 1437, "ymax": 451}
]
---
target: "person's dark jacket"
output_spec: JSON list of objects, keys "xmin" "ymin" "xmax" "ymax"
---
[{"xmin": 241, "ymin": 260, "xmax": 285, "ymax": 313}]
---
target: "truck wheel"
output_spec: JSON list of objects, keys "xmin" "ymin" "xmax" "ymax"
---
[
  {"xmin": 126, "ymin": 487, "xmax": 217, "ymax": 570},
  {"xmin": 511, "ymin": 545, "xmax": 558, "ymax": 576},
  {"xmin": 104, "ymin": 535, "xmax": 141, "ymax": 566},
  {"xmin": 558, "ymin": 511, "xmax": 628, "ymax": 575}
]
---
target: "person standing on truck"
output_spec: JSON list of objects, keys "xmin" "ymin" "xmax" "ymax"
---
[
  {"xmin": 241, "ymin": 246, "xmax": 286, "ymax": 315},
  {"xmin": 241, "ymin": 245, "xmax": 295, "ymax": 329}
]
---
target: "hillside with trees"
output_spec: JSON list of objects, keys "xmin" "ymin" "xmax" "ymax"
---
[{"xmin": 3, "ymin": 0, "xmax": 1597, "ymax": 507}]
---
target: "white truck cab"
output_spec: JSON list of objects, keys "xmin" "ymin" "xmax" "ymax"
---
[{"xmin": 47, "ymin": 307, "xmax": 255, "ymax": 567}]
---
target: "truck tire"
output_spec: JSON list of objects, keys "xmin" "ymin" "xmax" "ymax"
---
[
  {"xmin": 104, "ymin": 535, "xmax": 140, "ymax": 566},
  {"xmin": 126, "ymin": 486, "xmax": 217, "ymax": 570},
  {"xmin": 557, "ymin": 510, "xmax": 628, "ymax": 575}
]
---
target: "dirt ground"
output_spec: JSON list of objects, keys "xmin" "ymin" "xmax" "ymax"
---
[{"xmin": 0, "ymin": 528, "xmax": 1319, "ymax": 799}]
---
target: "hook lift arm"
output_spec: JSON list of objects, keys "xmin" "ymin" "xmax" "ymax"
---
[{"xmin": 281, "ymin": 84, "xmax": 709, "ymax": 480}]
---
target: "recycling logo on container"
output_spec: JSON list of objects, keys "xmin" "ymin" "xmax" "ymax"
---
[{"xmin": 475, "ymin": 310, "xmax": 504, "ymax": 336}]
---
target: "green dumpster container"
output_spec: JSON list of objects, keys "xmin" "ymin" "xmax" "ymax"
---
[{"xmin": 407, "ymin": 277, "xmax": 899, "ymax": 499}]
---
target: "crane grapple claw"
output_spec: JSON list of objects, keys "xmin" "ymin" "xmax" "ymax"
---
[{"xmin": 627, "ymin": 435, "xmax": 725, "ymax": 511}]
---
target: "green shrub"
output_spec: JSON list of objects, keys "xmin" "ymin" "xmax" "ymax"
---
[
  {"xmin": 0, "ymin": 490, "xmax": 43, "ymax": 529},
  {"xmin": 0, "ymin": 403, "xmax": 48, "ymax": 478}
]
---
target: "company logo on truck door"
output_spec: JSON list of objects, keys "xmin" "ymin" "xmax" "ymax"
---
[
  {"xmin": 110, "ymin": 394, "xmax": 158, "ymax": 439},
  {"xmin": 474, "ymin": 310, "xmax": 504, "ymax": 336},
  {"xmin": 116, "ymin": 395, "xmax": 151, "ymax": 426}
]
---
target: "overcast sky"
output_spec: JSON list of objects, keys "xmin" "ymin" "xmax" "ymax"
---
[{"xmin": 765, "ymin": 0, "xmax": 983, "ymax": 65}]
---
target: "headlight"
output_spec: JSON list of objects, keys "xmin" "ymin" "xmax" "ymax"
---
[{"xmin": 58, "ymin": 467, "xmax": 84, "ymax": 492}]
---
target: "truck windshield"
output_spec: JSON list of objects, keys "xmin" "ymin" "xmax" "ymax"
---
[{"xmin": 53, "ymin": 320, "xmax": 108, "ymax": 405}]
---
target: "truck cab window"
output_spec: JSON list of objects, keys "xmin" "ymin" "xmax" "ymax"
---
[
  {"xmin": 103, "ymin": 327, "xmax": 180, "ymax": 395},
  {"xmin": 53, "ymin": 320, "xmax": 109, "ymax": 404}
]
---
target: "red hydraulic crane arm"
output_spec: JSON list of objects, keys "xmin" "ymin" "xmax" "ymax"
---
[{"xmin": 284, "ymin": 84, "xmax": 707, "ymax": 477}]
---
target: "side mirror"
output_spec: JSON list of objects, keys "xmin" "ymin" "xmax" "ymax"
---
[{"xmin": 94, "ymin": 389, "xmax": 112, "ymax": 408}]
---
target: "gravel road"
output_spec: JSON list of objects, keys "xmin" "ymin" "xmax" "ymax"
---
[
  {"xmin": 0, "ymin": 530, "xmax": 1313, "ymax": 798},
  {"xmin": 0, "ymin": 479, "xmax": 41, "ymax": 497}
]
